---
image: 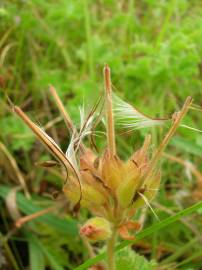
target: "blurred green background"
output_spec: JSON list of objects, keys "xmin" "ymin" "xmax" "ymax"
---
[{"xmin": 0, "ymin": 1, "xmax": 202, "ymax": 269}]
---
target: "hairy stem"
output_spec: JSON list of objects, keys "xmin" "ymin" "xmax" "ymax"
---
[
  {"xmin": 106, "ymin": 230, "xmax": 117, "ymax": 270},
  {"xmin": 104, "ymin": 65, "xmax": 116, "ymax": 156}
]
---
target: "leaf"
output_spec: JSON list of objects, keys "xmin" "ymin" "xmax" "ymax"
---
[
  {"xmin": 27, "ymin": 233, "xmax": 45, "ymax": 270},
  {"xmin": 74, "ymin": 201, "xmax": 202, "ymax": 270},
  {"xmin": 0, "ymin": 185, "xmax": 78, "ymax": 237},
  {"xmin": 171, "ymin": 137, "xmax": 202, "ymax": 157},
  {"xmin": 26, "ymin": 232, "xmax": 64, "ymax": 270},
  {"xmin": 38, "ymin": 242, "xmax": 65, "ymax": 270},
  {"xmin": 116, "ymin": 247, "xmax": 156, "ymax": 270},
  {"xmin": 0, "ymin": 116, "xmax": 35, "ymax": 151}
]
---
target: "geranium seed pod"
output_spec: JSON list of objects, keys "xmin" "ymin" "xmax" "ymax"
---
[{"xmin": 117, "ymin": 173, "xmax": 139, "ymax": 208}]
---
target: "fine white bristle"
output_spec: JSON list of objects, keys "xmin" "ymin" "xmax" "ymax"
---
[
  {"xmin": 66, "ymin": 105, "xmax": 95, "ymax": 171},
  {"xmin": 180, "ymin": 124, "xmax": 202, "ymax": 133},
  {"xmin": 138, "ymin": 192, "xmax": 159, "ymax": 220},
  {"xmin": 113, "ymin": 94, "xmax": 169, "ymax": 130}
]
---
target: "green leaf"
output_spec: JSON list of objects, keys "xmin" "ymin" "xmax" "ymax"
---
[
  {"xmin": 171, "ymin": 137, "xmax": 202, "ymax": 157},
  {"xmin": 38, "ymin": 241, "xmax": 65, "ymax": 270},
  {"xmin": 0, "ymin": 116, "xmax": 35, "ymax": 151},
  {"xmin": 27, "ymin": 233, "xmax": 45, "ymax": 270},
  {"xmin": 0, "ymin": 185, "xmax": 78, "ymax": 237},
  {"xmin": 26, "ymin": 232, "xmax": 64, "ymax": 270},
  {"xmin": 74, "ymin": 201, "xmax": 202, "ymax": 270},
  {"xmin": 116, "ymin": 248, "xmax": 156, "ymax": 270}
]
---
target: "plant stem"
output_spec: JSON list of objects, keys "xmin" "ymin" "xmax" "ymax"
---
[
  {"xmin": 144, "ymin": 96, "xmax": 192, "ymax": 184},
  {"xmin": 83, "ymin": 0, "xmax": 95, "ymax": 82},
  {"xmin": 106, "ymin": 230, "xmax": 117, "ymax": 270},
  {"xmin": 156, "ymin": 0, "xmax": 176, "ymax": 46},
  {"xmin": 104, "ymin": 65, "xmax": 116, "ymax": 156}
]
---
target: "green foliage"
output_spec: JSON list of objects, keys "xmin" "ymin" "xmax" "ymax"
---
[
  {"xmin": 74, "ymin": 201, "xmax": 202, "ymax": 270},
  {"xmin": 116, "ymin": 248, "xmax": 156, "ymax": 270},
  {"xmin": 171, "ymin": 136, "xmax": 202, "ymax": 157},
  {"xmin": 1, "ymin": 0, "xmax": 202, "ymax": 269},
  {"xmin": 0, "ymin": 185, "xmax": 83, "ymax": 269},
  {"xmin": 28, "ymin": 233, "xmax": 45, "ymax": 270},
  {"xmin": 0, "ymin": 116, "xmax": 34, "ymax": 151},
  {"xmin": 0, "ymin": 185, "xmax": 78, "ymax": 236}
]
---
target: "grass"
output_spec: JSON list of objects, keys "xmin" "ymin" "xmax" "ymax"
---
[
  {"xmin": 74, "ymin": 200, "xmax": 202, "ymax": 270},
  {"xmin": 0, "ymin": 0, "xmax": 202, "ymax": 269}
]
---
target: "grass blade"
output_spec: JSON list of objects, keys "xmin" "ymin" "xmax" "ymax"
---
[
  {"xmin": 171, "ymin": 137, "xmax": 202, "ymax": 157},
  {"xmin": 74, "ymin": 201, "xmax": 202, "ymax": 270},
  {"xmin": 27, "ymin": 234, "xmax": 45, "ymax": 270},
  {"xmin": 0, "ymin": 185, "xmax": 78, "ymax": 237},
  {"xmin": 26, "ymin": 232, "xmax": 64, "ymax": 270}
]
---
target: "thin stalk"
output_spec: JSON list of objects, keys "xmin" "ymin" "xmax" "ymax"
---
[
  {"xmin": 83, "ymin": 0, "xmax": 95, "ymax": 81},
  {"xmin": 121, "ymin": 0, "xmax": 135, "ymax": 45},
  {"xmin": 106, "ymin": 230, "xmax": 117, "ymax": 270},
  {"xmin": 3, "ymin": 240, "xmax": 21, "ymax": 270},
  {"xmin": 104, "ymin": 65, "xmax": 116, "ymax": 156},
  {"xmin": 0, "ymin": 212, "xmax": 21, "ymax": 270},
  {"xmin": 49, "ymin": 85, "xmax": 86, "ymax": 153},
  {"xmin": 144, "ymin": 96, "xmax": 192, "ymax": 183},
  {"xmin": 0, "ymin": 142, "xmax": 30, "ymax": 198},
  {"xmin": 156, "ymin": 0, "xmax": 176, "ymax": 46},
  {"xmin": 15, "ymin": 206, "xmax": 55, "ymax": 228},
  {"xmin": 49, "ymin": 85, "xmax": 74, "ymax": 132}
]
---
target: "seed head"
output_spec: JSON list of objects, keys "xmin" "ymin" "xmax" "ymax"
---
[{"xmin": 13, "ymin": 66, "xmax": 192, "ymax": 241}]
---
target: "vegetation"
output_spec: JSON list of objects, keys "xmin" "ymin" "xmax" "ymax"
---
[{"xmin": 0, "ymin": 1, "xmax": 202, "ymax": 270}]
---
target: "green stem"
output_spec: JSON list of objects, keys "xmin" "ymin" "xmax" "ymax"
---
[
  {"xmin": 156, "ymin": 0, "xmax": 176, "ymax": 46},
  {"xmin": 106, "ymin": 230, "xmax": 117, "ymax": 270},
  {"xmin": 83, "ymin": 0, "xmax": 95, "ymax": 82},
  {"xmin": 0, "ymin": 234, "xmax": 20, "ymax": 270}
]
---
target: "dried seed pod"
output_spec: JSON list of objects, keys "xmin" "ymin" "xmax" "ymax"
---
[
  {"xmin": 117, "ymin": 168, "xmax": 140, "ymax": 208},
  {"xmin": 101, "ymin": 150, "xmax": 125, "ymax": 191}
]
